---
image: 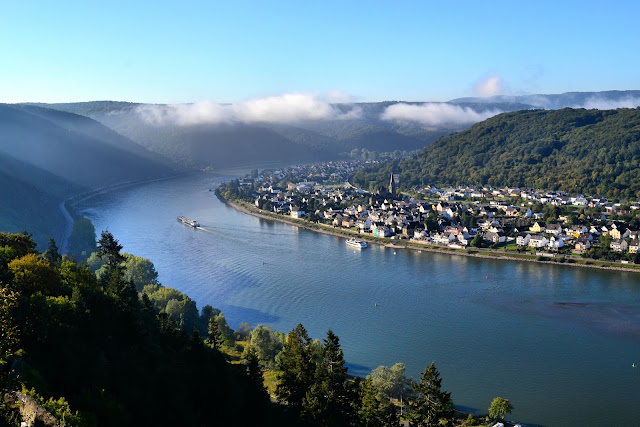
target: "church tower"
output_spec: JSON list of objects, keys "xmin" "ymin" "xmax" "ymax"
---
[{"xmin": 389, "ymin": 173, "xmax": 398, "ymax": 197}]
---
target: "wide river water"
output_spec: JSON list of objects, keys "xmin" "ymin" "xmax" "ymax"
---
[{"xmin": 75, "ymin": 172, "xmax": 640, "ymax": 426}]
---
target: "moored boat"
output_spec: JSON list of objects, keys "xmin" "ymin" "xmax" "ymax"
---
[
  {"xmin": 177, "ymin": 216, "xmax": 200, "ymax": 228},
  {"xmin": 346, "ymin": 238, "xmax": 367, "ymax": 249}
]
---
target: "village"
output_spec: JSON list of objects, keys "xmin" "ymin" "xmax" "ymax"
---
[{"xmin": 220, "ymin": 161, "xmax": 640, "ymax": 265}]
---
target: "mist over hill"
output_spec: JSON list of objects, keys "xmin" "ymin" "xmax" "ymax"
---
[
  {"xmin": 36, "ymin": 91, "xmax": 640, "ymax": 171},
  {"xmin": 450, "ymin": 90, "xmax": 640, "ymax": 110},
  {"xmin": 0, "ymin": 104, "xmax": 177, "ymax": 247},
  {"xmin": 36, "ymin": 101, "xmax": 444, "ymax": 168}
]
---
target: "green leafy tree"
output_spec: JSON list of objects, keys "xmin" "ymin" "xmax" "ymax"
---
[
  {"xmin": 143, "ymin": 285, "xmax": 185, "ymax": 311},
  {"xmin": 370, "ymin": 362, "xmax": 411, "ymax": 402},
  {"xmin": 0, "ymin": 231, "xmax": 37, "ymax": 259},
  {"xmin": 409, "ymin": 362, "xmax": 454, "ymax": 427},
  {"xmin": 58, "ymin": 260, "xmax": 97, "ymax": 290},
  {"xmin": 488, "ymin": 397, "xmax": 514, "ymax": 421},
  {"xmin": 250, "ymin": 325, "xmax": 284, "ymax": 364},
  {"xmin": 424, "ymin": 212, "xmax": 439, "ymax": 231},
  {"xmin": 121, "ymin": 253, "xmax": 159, "ymax": 291},
  {"xmin": 85, "ymin": 251, "xmax": 104, "ymax": 273},
  {"xmin": 469, "ymin": 233, "xmax": 484, "ymax": 248},
  {"xmin": 235, "ymin": 321, "xmax": 252, "ymax": 341},
  {"xmin": 8, "ymin": 253, "xmax": 60, "ymax": 296}
]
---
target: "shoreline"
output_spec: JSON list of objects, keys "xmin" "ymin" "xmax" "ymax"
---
[{"xmin": 222, "ymin": 197, "xmax": 640, "ymax": 275}]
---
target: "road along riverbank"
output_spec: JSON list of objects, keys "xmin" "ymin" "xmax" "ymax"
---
[{"xmin": 221, "ymin": 196, "xmax": 640, "ymax": 275}]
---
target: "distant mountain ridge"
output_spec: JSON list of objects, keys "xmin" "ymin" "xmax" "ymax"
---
[
  {"xmin": 35, "ymin": 101, "xmax": 444, "ymax": 169},
  {"xmin": 450, "ymin": 90, "xmax": 640, "ymax": 109},
  {"xmin": 34, "ymin": 90, "xmax": 640, "ymax": 171}
]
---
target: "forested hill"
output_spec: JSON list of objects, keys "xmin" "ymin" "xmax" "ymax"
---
[
  {"xmin": 0, "ymin": 104, "xmax": 178, "ymax": 247},
  {"xmin": 0, "ymin": 154, "xmax": 68, "ymax": 248},
  {"xmin": 353, "ymin": 108, "xmax": 640, "ymax": 199},
  {"xmin": 0, "ymin": 104, "xmax": 176, "ymax": 187}
]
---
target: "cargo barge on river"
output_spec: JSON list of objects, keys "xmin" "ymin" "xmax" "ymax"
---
[{"xmin": 177, "ymin": 216, "xmax": 200, "ymax": 228}]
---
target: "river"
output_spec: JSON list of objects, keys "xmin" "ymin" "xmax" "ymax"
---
[{"xmin": 75, "ymin": 172, "xmax": 640, "ymax": 426}]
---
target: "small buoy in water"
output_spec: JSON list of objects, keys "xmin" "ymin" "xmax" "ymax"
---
[
  {"xmin": 633, "ymin": 363, "xmax": 637, "ymax": 368},
  {"xmin": 375, "ymin": 303, "xmax": 378, "ymax": 307},
  {"xmin": 394, "ymin": 252, "xmax": 397, "ymax": 255},
  {"xmin": 486, "ymin": 275, "xmax": 488, "ymax": 279}
]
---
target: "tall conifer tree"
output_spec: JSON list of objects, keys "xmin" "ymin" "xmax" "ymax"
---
[
  {"xmin": 409, "ymin": 362, "xmax": 454, "ymax": 427},
  {"xmin": 275, "ymin": 323, "xmax": 314, "ymax": 413}
]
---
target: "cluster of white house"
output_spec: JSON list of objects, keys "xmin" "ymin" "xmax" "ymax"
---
[
  {"xmin": 244, "ymin": 165, "xmax": 640, "ymax": 256},
  {"xmin": 419, "ymin": 185, "xmax": 638, "ymax": 211}
]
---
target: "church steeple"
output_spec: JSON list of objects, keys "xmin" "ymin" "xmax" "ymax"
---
[{"xmin": 389, "ymin": 173, "xmax": 398, "ymax": 197}]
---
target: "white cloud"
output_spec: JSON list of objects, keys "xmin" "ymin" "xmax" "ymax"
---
[
  {"xmin": 324, "ymin": 90, "xmax": 355, "ymax": 104},
  {"xmin": 578, "ymin": 97, "xmax": 640, "ymax": 110},
  {"xmin": 473, "ymin": 75, "xmax": 504, "ymax": 97},
  {"xmin": 136, "ymin": 93, "xmax": 361, "ymax": 126},
  {"xmin": 381, "ymin": 103, "xmax": 503, "ymax": 126}
]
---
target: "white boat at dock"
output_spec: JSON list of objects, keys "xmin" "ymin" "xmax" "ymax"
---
[{"xmin": 346, "ymin": 238, "xmax": 367, "ymax": 249}]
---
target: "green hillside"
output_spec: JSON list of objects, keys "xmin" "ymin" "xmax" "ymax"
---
[
  {"xmin": 0, "ymin": 154, "xmax": 68, "ymax": 248},
  {"xmin": 0, "ymin": 104, "xmax": 176, "ymax": 187},
  {"xmin": 0, "ymin": 104, "xmax": 177, "ymax": 248},
  {"xmin": 353, "ymin": 108, "xmax": 640, "ymax": 199}
]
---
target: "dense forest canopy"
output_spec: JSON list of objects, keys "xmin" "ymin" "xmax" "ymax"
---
[
  {"xmin": 353, "ymin": 108, "xmax": 640, "ymax": 199},
  {"xmin": 0, "ymin": 231, "xmax": 281, "ymax": 426}
]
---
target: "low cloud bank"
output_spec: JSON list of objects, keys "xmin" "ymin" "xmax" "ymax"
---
[
  {"xmin": 381, "ymin": 103, "xmax": 503, "ymax": 126},
  {"xmin": 578, "ymin": 96, "xmax": 640, "ymax": 110},
  {"xmin": 137, "ymin": 93, "xmax": 362, "ymax": 126}
]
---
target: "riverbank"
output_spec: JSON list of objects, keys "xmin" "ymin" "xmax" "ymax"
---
[{"xmin": 223, "ymin": 197, "xmax": 640, "ymax": 274}]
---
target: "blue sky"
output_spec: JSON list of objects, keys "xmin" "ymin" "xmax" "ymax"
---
[{"xmin": 1, "ymin": 1, "xmax": 639, "ymax": 104}]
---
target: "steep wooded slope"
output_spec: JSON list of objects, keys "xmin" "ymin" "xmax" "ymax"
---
[{"xmin": 354, "ymin": 108, "xmax": 640, "ymax": 199}]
